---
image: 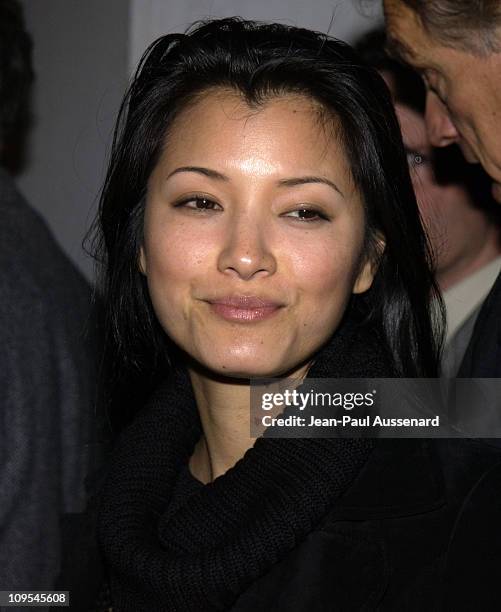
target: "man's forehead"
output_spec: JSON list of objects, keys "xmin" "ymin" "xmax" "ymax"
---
[{"xmin": 383, "ymin": 0, "xmax": 432, "ymax": 66}]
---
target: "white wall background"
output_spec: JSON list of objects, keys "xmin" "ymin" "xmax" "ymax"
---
[
  {"xmin": 130, "ymin": 0, "xmax": 382, "ymax": 73},
  {"xmin": 14, "ymin": 1, "xmax": 381, "ymax": 281},
  {"xmin": 17, "ymin": 0, "xmax": 130, "ymax": 280}
]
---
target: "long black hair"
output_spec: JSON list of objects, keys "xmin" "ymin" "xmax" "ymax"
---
[{"xmin": 92, "ymin": 17, "xmax": 444, "ymax": 429}]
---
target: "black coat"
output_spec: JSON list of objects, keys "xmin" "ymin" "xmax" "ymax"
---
[
  {"xmin": 57, "ymin": 438, "xmax": 501, "ymax": 612},
  {"xmin": 230, "ymin": 438, "xmax": 501, "ymax": 611}
]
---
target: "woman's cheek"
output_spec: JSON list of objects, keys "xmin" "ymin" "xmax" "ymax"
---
[{"xmin": 286, "ymin": 234, "xmax": 359, "ymax": 295}]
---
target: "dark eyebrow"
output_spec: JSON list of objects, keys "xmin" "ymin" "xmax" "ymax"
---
[
  {"xmin": 278, "ymin": 176, "xmax": 344, "ymax": 198},
  {"xmin": 166, "ymin": 167, "xmax": 344, "ymax": 198},
  {"xmin": 166, "ymin": 166, "xmax": 229, "ymax": 181}
]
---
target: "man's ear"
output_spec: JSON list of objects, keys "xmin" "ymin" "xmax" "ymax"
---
[
  {"xmin": 352, "ymin": 234, "xmax": 385, "ymax": 295},
  {"xmin": 139, "ymin": 246, "xmax": 147, "ymax": 276}
]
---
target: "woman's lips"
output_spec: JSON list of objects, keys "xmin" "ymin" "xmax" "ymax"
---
[{"xmin": 206, "ymin": 296, "xmax": 283, "ymax": 322}]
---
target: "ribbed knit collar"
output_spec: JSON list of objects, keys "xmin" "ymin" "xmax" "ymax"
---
[{"xmin": 98, "ymin": 314, "xmax": 395, "ymax": 611}]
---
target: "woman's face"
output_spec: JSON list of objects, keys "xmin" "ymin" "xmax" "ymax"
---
[{"xmin": 141, "ymin": 89, "xmax": 374, "ymax": 378}]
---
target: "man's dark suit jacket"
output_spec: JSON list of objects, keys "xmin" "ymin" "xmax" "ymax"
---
[{"xmin": 458, "ymin": 270, "xmax": 501, "ymax": 377}]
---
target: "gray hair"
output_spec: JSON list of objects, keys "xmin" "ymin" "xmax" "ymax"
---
[{"xmin": 400, "ymin": 0, "xmax": 501, "ymax": 54}]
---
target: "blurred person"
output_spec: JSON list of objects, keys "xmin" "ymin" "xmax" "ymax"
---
[
  {"xmin": 0, "ymin": 0, "xmax": 96, "ymax": 597},
  {"xmin": 356, "ymin": 29, "xmax": 501, "ymax": 377},
  {"xmin": 382, "ymin": 0, "xmax": 501, "ymax": 377}
]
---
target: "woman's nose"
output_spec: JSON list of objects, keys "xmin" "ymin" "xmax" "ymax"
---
[
  {"xmin": 425, "ymin": 91, "xmax": 459, "ymax": 148},
  {"xmin": 217, "ymin": 214, "xmax": 277, "ymax": 280}
]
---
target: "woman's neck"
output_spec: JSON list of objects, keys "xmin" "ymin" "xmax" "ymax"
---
[
  {"xmin": 187, "ymin": 369, "xmax": 255, "ymax": 483},
  {"xmin": 188, "ymin": 362, "xmax": 310, "ymax": 483}
]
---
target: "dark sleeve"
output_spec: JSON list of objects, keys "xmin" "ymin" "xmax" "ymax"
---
[
  {"xmin": 444, "ymin": 461, "xmax": 501, "ymax": 609},
  {"xmin": 0, "ymin": 172, "xmax": 98, "ymax": 591},
  {"xmin": 55, "ymin": 507, "xmax": 108, "ymax": 612}
]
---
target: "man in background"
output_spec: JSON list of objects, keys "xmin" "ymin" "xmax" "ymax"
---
[
  {"xmin": 0, "ymin": 0, "xmax": 96, "ymax": 597},
  {"xmin": 356, "ymin": 29, "xmax": 501, "ymax": 377},
  {"xmin": 382, "ymin": 0, "xmax": 501, "ymax": 377},
  {"xmin": 378, "ymin": 6, "xmax": 501, "ymax": 607}
]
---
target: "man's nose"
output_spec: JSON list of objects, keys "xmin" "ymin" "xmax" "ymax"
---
[
  {"xmin": 217, "ymin": 214, "xmax": 277, "ymax": 281},
  {"xmin": 425, "ymin": 91, "xmax": 459, "ymax": 147}
]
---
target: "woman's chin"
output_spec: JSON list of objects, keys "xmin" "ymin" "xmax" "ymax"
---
[
  {"xmin": 188, "ymin": 347, "xmax": 287, "ymax": 379},
  {"xmin": 194, "ymin": 351, "xmax": 309, "ymax": 381},
  {"xmin": 207, "ymin": 360, "xmax": 286, "ymax": 380}
]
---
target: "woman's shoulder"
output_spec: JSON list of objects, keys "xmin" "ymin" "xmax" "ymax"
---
[
  {"xmin": 311, "ymin": 438, "xmax": 501, "ymax": 610},
  {"xmin": 441, "ymin": 443, "xmax": 501, "ymax": 610},
  {"xmin": 435, "ymin": 437, "xmax": 501, "ymax": 500},
  {"xmin": 321, "ymin": 438, "xmax": 501, "ymax": 520}
]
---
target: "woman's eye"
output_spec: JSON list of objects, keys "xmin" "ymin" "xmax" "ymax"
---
[
  {"xmin": 284, "ymin": 208, "xmax": 328, "ymax": 222},
  {"xmin": 175, "ymin": 196, "xmax": 221, "ymax": 211},
  {"xmin": 406, "ymin": 150, "xmax": 429, "ymax": 168}
]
